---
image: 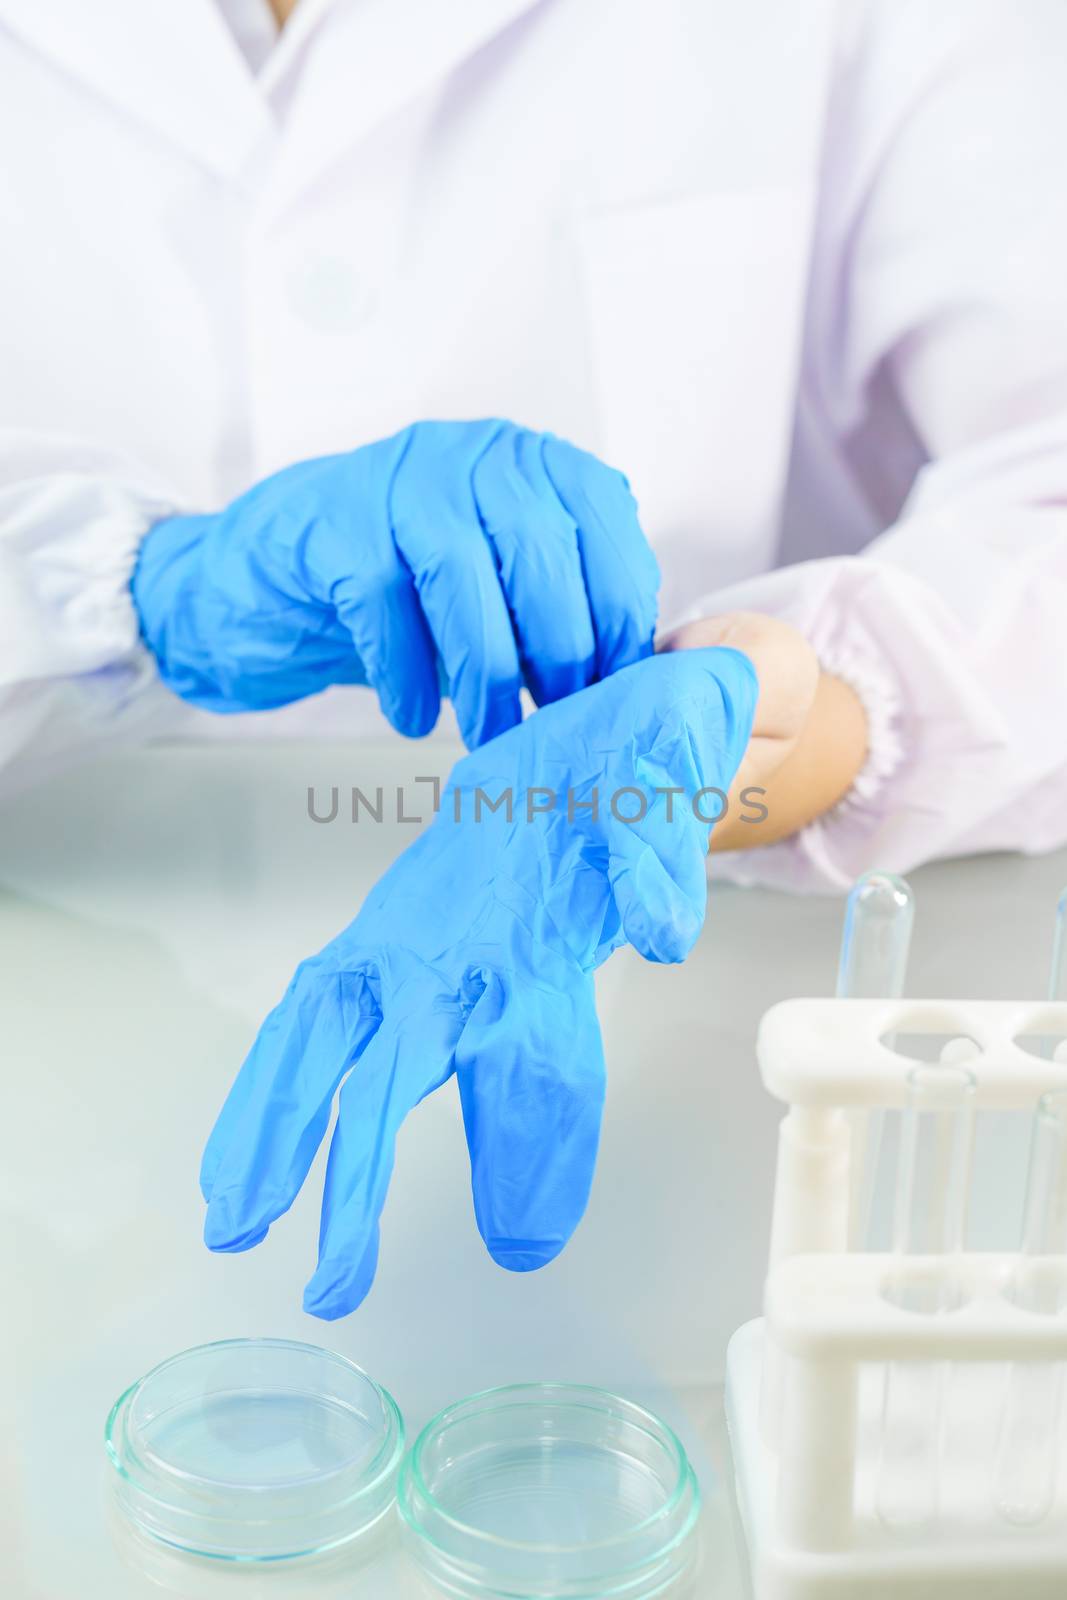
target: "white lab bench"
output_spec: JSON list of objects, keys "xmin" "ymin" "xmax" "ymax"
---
[{"xmin": 4, "ymin": 739, "xmax": 1065, "ymax": 1599}]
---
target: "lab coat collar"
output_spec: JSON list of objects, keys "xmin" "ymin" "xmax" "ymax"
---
[
  {"xmin": 0, "ymin": 0, "xmax": 275, "ymax": 180},
  {"xmin": 260, "ymin": 0, "xmax": 548, "ymax": 213},
  {"xmin": 0, "ymin": 0, "xmax": 546, "ymax": 192}
]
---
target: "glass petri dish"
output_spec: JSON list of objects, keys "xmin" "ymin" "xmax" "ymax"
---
[
  {"xmin": 398, "ymin": 1382, "xmax": 701, "ymax": 1598},
  {"xmin": 105, "ymin": 1338, "xmax": 405, "ymax": 1561}
]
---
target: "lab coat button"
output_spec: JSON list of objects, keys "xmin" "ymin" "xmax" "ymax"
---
[{"xmin": 286, "ymin": 258, "xmax": 374, "ymax": 331}]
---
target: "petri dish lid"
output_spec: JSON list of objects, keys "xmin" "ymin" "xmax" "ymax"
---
[
  {"xmin": 105, "ymin": 1338, "xmax": 404, "ymax": 1561},
  {"xmin": 398, "ymin": 1382, "xmax": 701, "ymax": 1598}
]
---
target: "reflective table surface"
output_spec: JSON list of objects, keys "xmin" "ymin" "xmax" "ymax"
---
[{"xmin": 4, "ymin": 739, "xmax": 1064, "ymax": 1598}]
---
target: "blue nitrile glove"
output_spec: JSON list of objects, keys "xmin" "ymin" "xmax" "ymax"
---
[
  {"xmin": 199, "ymin": 646, "xmax": 758, "ymax": 1318},
  {"xmin": 132, "ymin": 421, "xmax": 659, "ymax": 749}
]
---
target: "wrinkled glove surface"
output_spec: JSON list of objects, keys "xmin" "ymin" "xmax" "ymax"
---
[
  {"xmin": 133, "ymin": 420, "xmax": 659, "ymax": 748},
  {"xmin": 200, "ymin": 647, "xmax": 758, "ymax": 1317}
]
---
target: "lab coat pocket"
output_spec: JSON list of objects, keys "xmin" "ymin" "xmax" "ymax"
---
[{"xmin": 575, "ymin": 187, "xmax": 816, "ymax": 618}]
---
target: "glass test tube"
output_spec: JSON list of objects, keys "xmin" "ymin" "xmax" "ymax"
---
[
  {"xmin": 1036, "ymin": 884, "xmax": 1067, "ymax": 1064},
  {"xmin": 759, "ymin": 873, "xmax": 911, "ymax": 1451},
  {"xmin": 876, "ymin": 1063, "xmax": 976, "ymax": 1530},
  {"xmin": 995, "ymin": 1089, "xmax": 1067, "ymax": 1525},
  {"xmin": 836, "ymin": 872, "xmax": 915, "ymax": 1003},
  {"xmin": 1050, "ymin": 886, "xmax": 1067, "ymax": 1006},
  {"xmin": 1019, "ymin": 1091, "xmax": 1067, "ymax": 1264},
  {"xmin": 764, "ymin": 875, "xmax": 914, "ymax": 1454},
  {"xmin": 836, "ymin": 872, "xmax": 914, "ymax": 1247}
]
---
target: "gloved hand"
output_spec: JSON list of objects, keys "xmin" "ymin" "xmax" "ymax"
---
[
  {"xmin": 132, "ymin": 421, "xmax": 659, "ymax": 748},
  {"xmin": 199, "ymin": 646, "xmax": 758, "ymax": 1317}
]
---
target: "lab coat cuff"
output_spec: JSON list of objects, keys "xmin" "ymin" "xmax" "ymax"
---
[
  {"xmin": 808, "ymin": 630, "xmax": 904, "ymax": 815},
  {"xmin": 52, "ymin": 482, "xmax": 178, "ymax": 668},
  {"xmin": 0, "ymin": 435, "xmax": 185, "ymax": 683}
]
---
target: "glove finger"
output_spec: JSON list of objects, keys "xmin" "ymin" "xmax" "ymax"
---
[
  {"xmin": 331, "ymin": 550, "xmax": 441, "ymax": 739},
  {"xmin": 608, "ymin": 829, "xmax": 708, "ymax": 965},
  {"xmin": 390, "ymin": 422, "xmax": 522, "ymax": 748},
  {"xmin": 456, "ymin": 969, "xmax": 605, "ymax": 1273},
  {"xmin": 540, "ymin": 435, "xmax": 660, "ymax": 679},
  {"xmin": 303, "ymin": 991, "xmax": 464, "ymax": 1319},
  {"xmin": 601, "ymin": 647, "xmax": 759, "ymax": 963},
  {"xmin": 201, "ymin": 962, "xmax": 381, "ymax": 1252},
  {"xmin": 472, "ymin": 428, "xmax": 597, "ymax": 706}
]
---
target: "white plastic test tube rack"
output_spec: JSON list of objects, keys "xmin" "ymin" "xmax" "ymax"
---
[{"xmin": 725, "ymin": 886, "xmax": 1067, "ymax": 1600}]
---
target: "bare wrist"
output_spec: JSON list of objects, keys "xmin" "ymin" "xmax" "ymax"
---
[
  {"xmin": 660, "ymin": 610, "xmax": 819, "ymax": 754},
  {"xmin": 659, "ymin": 610, "xmax": 866, "ymax": 850}
]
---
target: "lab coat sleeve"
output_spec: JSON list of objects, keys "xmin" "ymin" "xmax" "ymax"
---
[
  {"xmin": 676, "ymin": 0, "xmax": 1067, "ymax": 893},
  {"xmin": 0, "ymin": 430, "xmax": 190, "ymax": 792}
]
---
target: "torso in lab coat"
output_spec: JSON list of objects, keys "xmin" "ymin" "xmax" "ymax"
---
[{"xmin": 0, "ymin": 0, "xmax": 901, "ymax": 668}]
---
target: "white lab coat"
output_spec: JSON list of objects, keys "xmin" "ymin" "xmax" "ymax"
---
[{"xmin": 2, "ymin": 0, "xmax": 1066, "ymax": 888}]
